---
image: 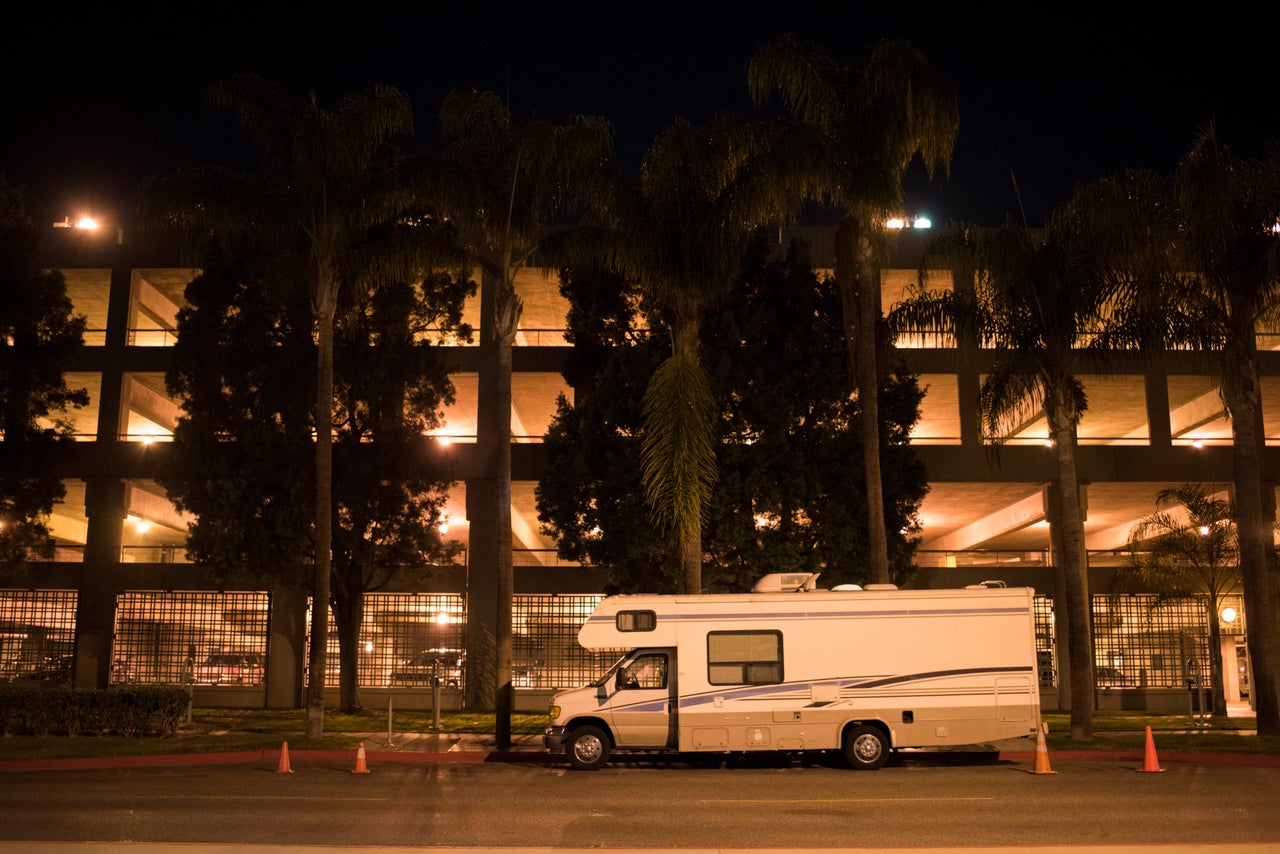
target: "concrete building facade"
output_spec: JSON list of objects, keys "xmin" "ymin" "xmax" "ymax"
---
[{"xmin": 0, "ymin": 222, "xmax": 1267, "ymax": 715}]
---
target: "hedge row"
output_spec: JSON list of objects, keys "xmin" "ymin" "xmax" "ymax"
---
[{"xmin": 0, "ymin": 685, "xmax": 190, "ymax": 737}]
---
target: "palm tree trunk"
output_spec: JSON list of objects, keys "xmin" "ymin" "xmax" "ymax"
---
[
  {"xmin": 307, "ymin": 275, "xmax": 338, "ymax": 738},
  {"xmin": 675, "ymin": 309, "xmax": 705, "ymax": 595},
  {"xmin": 1046, "ymin": 391, "xmax": 1094, "ymax": 740},
  {"xmin": 1223, "ymin": 351, "xmax": 1280, "ymax": 735},
  {"xmin": 837, "ymin": 214, "xmax": 890, "ymax": 584},
  {"xmin": 1206, "ymin": 598, "xmax": 1227, "ymax": 717},
  {"xmin": 493, "ymin": 271, "xmax": 519, "ymax": 752},
  {"xmin": 334, "ymin": 585, "xmax": 364, "ymax": 712}
]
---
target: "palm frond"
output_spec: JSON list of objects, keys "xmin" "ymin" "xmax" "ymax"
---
[{"xmin": 639, "ymin": 353, "xmax": 718, "ymax": 541}]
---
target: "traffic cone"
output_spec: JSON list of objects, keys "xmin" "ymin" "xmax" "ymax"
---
[
  {"xmin": 276, "ymin": 741, "xmax": 293, "ymax": 774},
  {"xmin": 1138, "ymin": 725, "xmax": 1165, "ymax": 773},
  {"xmin": 1027, "ymin": 722, "xmax": 1057, "ymax": 775},
  {"xmin": 351, "ymin": 741, "xmax": 370, "ymax": 774}
]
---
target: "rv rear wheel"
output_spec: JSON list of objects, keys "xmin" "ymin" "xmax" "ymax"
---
[
  {"xmin": 843, "ymin": 725, "xmax": 888, "ymax": 770},
  {"xmin": 566, "ymin": 725, "xmax": 611, "ymax": 771}
]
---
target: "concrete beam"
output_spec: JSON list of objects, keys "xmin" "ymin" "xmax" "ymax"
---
[{"xmin": 926, "ymin": 487, "xmax": 1048, "ymax": 551}]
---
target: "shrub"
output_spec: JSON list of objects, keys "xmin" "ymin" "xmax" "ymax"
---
[{"xmin": 0, "ymin": 685, "xmax": 190, "ymax": 737}]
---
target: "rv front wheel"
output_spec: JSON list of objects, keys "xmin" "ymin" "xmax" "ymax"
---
[
  {"xmin": 843, "ymin": 725, "xmax": 888, "ymax": 770},
  {"xmin": 566, "ymin": 725, "xmax": 611, "ymax": 771}
]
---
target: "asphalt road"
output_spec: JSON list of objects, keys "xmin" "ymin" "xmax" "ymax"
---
[{"xmin": 1, "ymin": 753, "xmax": 1278, "ymax": 850}]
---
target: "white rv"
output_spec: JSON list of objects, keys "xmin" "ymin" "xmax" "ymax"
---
[{"xmin": 544, "ymin": 574, "xmax": 1042, "ymax": 770}]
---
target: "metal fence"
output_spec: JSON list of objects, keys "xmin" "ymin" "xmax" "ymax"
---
[
  {"xmin": 0, "ymin": 587, "xmax": 1228, "ymax": 695},
  {"xmin": 1091, "ymin": 594, "xmax": 1212, "ymax": 689},
  {"xmin": 513, "ymin": 594, "xmax": 623, "ymax": 688},
  {"xmin": 113, "ymin": 590, "xmax": 270, "ymax": 685},
  {"xmin": 311, "ymin": 592, "xmax": 619, "ymax": 690},
  {"xmin": 315, "ymin": 592, "xmax": 467, "ymax": 688},
  {"xmin": 0, "ymin": 590, "xmax": 78, "ymax": 683},
  {"xmin": 1034, "ymin": 594, "xmax": 1057, "ymax": 687}
]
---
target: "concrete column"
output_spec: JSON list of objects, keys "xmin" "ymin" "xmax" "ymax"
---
[
  {"xmin": 464, "ymin": 268, "xmax": 502, "ymax": 710},
  {"xmin": 464, "ymin": 477, "xmax": 498, "ymax": 709},
  {"xmin": 266, "ymin": 582, "xmax": 308, "ymax": 708},
  {"xmin": 75, "ymin": 477, "xmax": 127, "ymax": 689},
  {"xmin": 1144, "ymin": 367, "xmax": 1172, "ymax": 447},
  {"xmin": 957, "ymin": 368, "xmax": 981, "ymax": 447}
]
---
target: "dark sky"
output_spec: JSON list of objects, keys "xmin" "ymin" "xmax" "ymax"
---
[{"xmin": 4, "ymin": 5, "xmax": 1276, "ymax": 232}]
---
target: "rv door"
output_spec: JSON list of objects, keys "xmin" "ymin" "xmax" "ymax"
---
[{"xmin": 605, "ymin": 649, "xmax": 676, "ymax": 748}]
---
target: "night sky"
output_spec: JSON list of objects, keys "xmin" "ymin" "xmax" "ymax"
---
[{"xmin": 4, "ymin": 5, "xmax": 1277, "ymax": 233}]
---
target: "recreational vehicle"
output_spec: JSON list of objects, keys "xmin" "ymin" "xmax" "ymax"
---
[{"xmin": 544, "ymin": 574, "xmax": 1041, "ymax": 770}]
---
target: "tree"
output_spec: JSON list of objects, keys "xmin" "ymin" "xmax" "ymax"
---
[
  {"xmin": 703, "ymin": 238, "xmax": 927, "ymax": 588},
  {"xmin": 1085, "ymin": 132, "xmax": 1280, "ymax": 735},
  {"xmin": 328, "ymin": 274, "xmax": 468, "ymax": 710},
  {"xmin": 748, "ymin": 35, "xmax": 960, "ymax": 585},
  {"xmin": 141, "ymin": 75, "xmax": 433, "ymax": 735},
  {"xmin": 0, "ymin": 177, "xmax": 88, "ymax": 563},
  {"xmin": 1162, "ymin": 129, "xmax": 1280, "ymax": 734},
  {"xmin": 889, "ymin": 204, "xmax": 1124, "ymax": 740},
  {"xmin": 540, "ymin": 235, "xmax": 928, "ymax": 592},
  {"xmin": 537, "ymin": 264, "xmax": 677, "ymax": 591},
  {"xmin": 1120, "ymin": 484, "xmax": 1242, "ymax": 716},
  {"xmin": 610, "ymin": 113, "xmax": 794, "ymax": 595},
  {"xmin": 161, "ymin": 252, "xmax": 467, "ymax": 712},
  {"xmin": 421, "ymin": 88, "xmax": 613, "ymax": 747}
]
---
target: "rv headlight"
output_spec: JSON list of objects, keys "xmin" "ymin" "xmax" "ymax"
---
[{"xmin": 549, "ymin": 704, "xmax": 561, "ymax": 719}]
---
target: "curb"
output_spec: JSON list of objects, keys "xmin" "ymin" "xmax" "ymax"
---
[
  {"xmin": 996, "ymin": 749, "xmax": 1280, "ymax": 767},
  {"xmin": 0, "ymin": 747, "xmax": 556, "ymax": 773}
]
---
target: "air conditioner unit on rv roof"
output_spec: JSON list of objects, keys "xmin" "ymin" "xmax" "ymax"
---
[{"xmin": 751, "ymin": 572, "xmax": 821, "ymax": 593}]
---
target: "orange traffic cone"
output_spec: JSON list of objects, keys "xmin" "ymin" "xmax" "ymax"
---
[
  {"xmin": 1138, "ymin": 725, "xmax": 1165, "ymax": 773},
  {"xmin": 351, "ymin": 741, "xmax": 370, "ymax": 774},
  {"xmin": 1027, "ymin": 722, "xmax": 1057, "ymax": 775},
  {"xmin": 276, "ymin": 741, "xmax": 294, "ymax": 774}
]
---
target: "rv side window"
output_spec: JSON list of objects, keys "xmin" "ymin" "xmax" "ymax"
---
[
  {"xmin": 616, "ymin": 610, "xmax": 656, "ymax": 632},
  {"xmin": 706, "ymin": 630, "xmax": 782, "ymax": 685}
]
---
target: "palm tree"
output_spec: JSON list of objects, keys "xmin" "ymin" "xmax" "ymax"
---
[
  {"xmin": 889, "ymin": 203, "xmax": 1123, "ymax": 739},
  {"xmin": 1121, "ymin": 484, "xmax": 1242, "ymax": 717},
  {"xmin": 421, "ymin": 89, "xmax": 612, "ymax": 747},
  {"xmin": 616, "ymin": 113, "xmax": 794, "ymax": 595},
  {"xmin": 1086, "ymin": 132, "xmax": 1280, "ymax": 736},
  {"xmin": 141, "ymin": 75, "xmax": 426, "ymax": 736},
  {"xmin": 1159, "ymin": 128, "xmax": 1280, "ymax": 734},
  {"xmin": 748, "ymin": 35, "xmax": 960, "ymax": 584}
]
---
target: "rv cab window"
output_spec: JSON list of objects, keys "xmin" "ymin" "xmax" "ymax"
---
[
  {"xmin": 616, "ymin": 610, "xmax": 657, "ymax": 632},
  {"xmin": 620, "ymin": 653, "xmax": 667, "ymax": 689}
]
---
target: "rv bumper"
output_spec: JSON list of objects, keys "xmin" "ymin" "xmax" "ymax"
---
[{"xmin": 543, "ymin": 725, "xmax": 566, "ymax": 752}]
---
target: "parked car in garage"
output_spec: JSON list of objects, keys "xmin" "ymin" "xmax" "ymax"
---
[
  {"xmin": 388, "ymin": 648, "xmax": 465, "ymax": 687},
  {"xmin": 193, "ymin": 652, "xmax": 265, "ymax": 685},
  {"xmin": 25, "ymin": 653, "xmax": 74, "ymax": 685},
  {"xmin": 1095, "ymin": 666, "xmax": 1134, "ymax": 687}
]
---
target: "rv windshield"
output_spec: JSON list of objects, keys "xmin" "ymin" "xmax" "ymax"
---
[{"xmin": 592, "ymin": 653, "xmax": 634, "ymax": 687}]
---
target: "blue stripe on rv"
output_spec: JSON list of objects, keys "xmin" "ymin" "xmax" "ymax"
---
[
  {"xmin": 585, "ymin": 607, "xmax": 1028, "ymax": 624},
  {"xmin": 677, "ymin": 666, "xmax": 1035, "ymax": 709}
]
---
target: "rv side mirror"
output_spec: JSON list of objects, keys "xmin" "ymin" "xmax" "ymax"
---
[{"xmin": 596, "ymin": 682, "xmax": 608, "ymax": 702}]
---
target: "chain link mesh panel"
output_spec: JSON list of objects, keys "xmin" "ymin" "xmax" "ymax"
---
[
  {"xmin": 1034, "ymin": 594, "xmax": 1056, "ymax": 688},
  {"xmin": 0, "ymin": 590, "xmax": 77, "ymax": 683},
  {"xmin": 312, "ymin": 593, "xmax": 467, "ymax": 688},
  {"xmin": 113, "ymin": 591, "xmax": 270, "ymax": 685},
  {"xmin": 305, "ymin": 593, "xmax": 627, "ymax": 689},
  {"xmin": 513, "ymin": 594, "xmax": 624, "ymax": 688},
  {"xmin": 1092, "ymin": 593, "xmax": 1212, "ymax": 689}
]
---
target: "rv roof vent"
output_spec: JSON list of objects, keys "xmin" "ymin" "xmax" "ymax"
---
[
  {"xmin": 751, "ymin": 572, "xmax": 821, "ymax": 593},
  {"xmin": 965, "ymin": 580, "xmax": 1007, "ymax": 589},
  {"xmin": 831, "ymin": 584, "xmax": 863, "ymax": 591},
  {"xmin": 862, "ymin": 583, "xmax": 898, "ymax": 591}
]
